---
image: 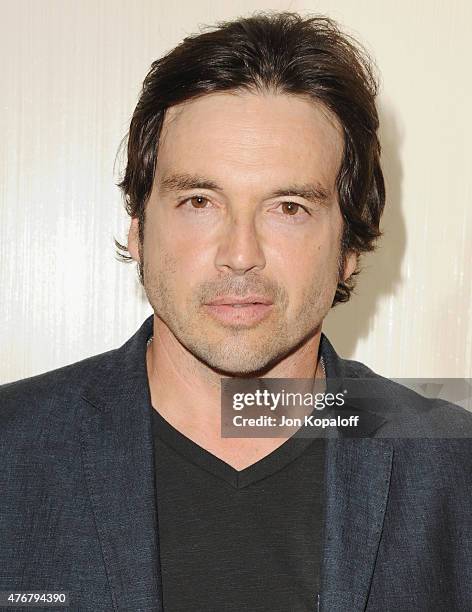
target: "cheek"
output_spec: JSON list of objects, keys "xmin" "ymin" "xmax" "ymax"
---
[
  {"xmin": 269, "ymin": 233, "xmax": 339, "ymax": 306},
  {"xmin": 269, "ymin": 242, "xmax": 317, "ymax": 301},
  {"xmin": 269, "ymin": 231, "xmax": 325, "ymax": 276},
  {"xmin": 144, "ymin": 232, "xmax": 178, "ymax": 275},
  {"xmin": 146, "ymin": 234, "xmax": 214, "ymax": 300},
  {"xmin": 144, "ymin": 212, "xmax": 185, "ymax": 272}
]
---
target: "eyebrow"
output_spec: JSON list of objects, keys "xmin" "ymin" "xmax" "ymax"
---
[
  {"xmin": 159, "ymin": 172, "xmax": 332, "ymax": 206},
  {"xmin": 159, "ymin": 173, "xmax": 222, "ymax": 193},
  {"xmin": 269, "ymin": 184, "xmax": 331, "ymax": 206}
]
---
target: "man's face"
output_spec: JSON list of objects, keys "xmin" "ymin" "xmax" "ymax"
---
[{"xmin": 129, "ymin": 90, "xmax": 356, "ymax": 375}]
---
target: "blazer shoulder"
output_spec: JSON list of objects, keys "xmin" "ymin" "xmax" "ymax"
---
[
  {"xmin": 0, "ymin": 348, "xmax": 119, "ymax": 427},
  {"xmin": 339, "ymin": 356, "xmax": 472, "ymax": 438}
]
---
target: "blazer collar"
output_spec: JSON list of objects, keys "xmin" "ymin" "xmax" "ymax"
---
[
  {"xmin": 319, "ymin": 332, "xmax": 388, "ymax": 438},
  {"xmin": 80, "ymin": 316, "xmax": 392, "ymax": 612}
]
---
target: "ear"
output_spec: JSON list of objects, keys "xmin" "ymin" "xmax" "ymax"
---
[
  {"xmin": 342, "ymin": 250, "xmax": 358, "ymax": 282},
  {"xmin": 127, "ymin": 217, "xmax": 141, "ymax": 263}
]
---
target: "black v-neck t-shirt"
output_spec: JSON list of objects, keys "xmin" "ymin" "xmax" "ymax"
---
[{"xmin": 151, "ymin": 408, "xmax": 325, "ymax": 612}]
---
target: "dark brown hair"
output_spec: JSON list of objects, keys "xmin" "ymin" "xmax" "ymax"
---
[{"xmin": 117, "ymin": 11, "xmax": 385, "ymax": 306}]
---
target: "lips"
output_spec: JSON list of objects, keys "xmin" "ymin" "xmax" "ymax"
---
[
  {"xmin": 206, "ymin": 295, "xmax": 273, "ymax": 306},
  {"xmin": 204, "ymin": 296, "xmax": 274, "ymax": 326}
]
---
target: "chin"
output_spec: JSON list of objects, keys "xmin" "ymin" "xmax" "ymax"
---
[
  {"xmin": 205, "ymin": 358, "xmax": 274, "ymax": 378},
  {"xmin": 191, "ymin": 339, "xmax": 286, "ymax": 377}
]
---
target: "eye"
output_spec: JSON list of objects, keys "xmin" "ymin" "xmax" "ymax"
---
[
  {"xmin": 278, "ymin": 201, "xmax": 310, "ymax": 216},
  {"xmin": 183, "ymin": 195, "xmax": 210, "ymax": 209}
]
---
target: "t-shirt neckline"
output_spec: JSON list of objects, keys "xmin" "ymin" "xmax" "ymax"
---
[{"xmin": 151, "ymin": 408, "xmax": 322, "ymax": 489}]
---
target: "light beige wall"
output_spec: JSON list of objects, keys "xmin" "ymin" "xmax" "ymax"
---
[{"xmin": 1, "ymin": 0, "xmax": 471, "ymax": 383}]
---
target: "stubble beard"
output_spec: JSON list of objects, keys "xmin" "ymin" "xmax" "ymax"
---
[{"xmin": 142, "ymin": 259, "xmax": 340, "ymax": 377}]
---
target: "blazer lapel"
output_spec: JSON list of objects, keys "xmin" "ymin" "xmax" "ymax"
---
[
  {"xmin": 79, "ymin": 317, "xmax": 163, "ymax": 612},
  {"xmin": 320, "ymin": 438, "xmax": 393, "ymax": 611},
  {"xmin": 318, "ymin": 333, "xmax": 394, "ymax": 611}
]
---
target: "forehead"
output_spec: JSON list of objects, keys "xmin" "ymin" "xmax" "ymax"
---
[{"xmin": 156, "ymin": 90, "xmax": 344, "ymax": 189}]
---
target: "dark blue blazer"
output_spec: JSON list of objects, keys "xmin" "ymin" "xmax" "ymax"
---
[{"xmin": 1, "ymin": 316, "xmax": 472, "ymax": 611}]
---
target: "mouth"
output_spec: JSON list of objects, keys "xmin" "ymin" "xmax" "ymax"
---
[
  {"xmin": 212, "ymin": 302, "xmax": 268, "ymax": 308},
  {"xmin": 204, "ymin": 296, "xmax": 274, "ymax": 325},
  {"xmin": 205, "ymin": 295, "xmax": 273, "ymax": 306}
]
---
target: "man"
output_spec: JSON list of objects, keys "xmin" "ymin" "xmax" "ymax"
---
[{"xmin": 1, "ymin": 12, "xmax": 471, "ymax": 612}]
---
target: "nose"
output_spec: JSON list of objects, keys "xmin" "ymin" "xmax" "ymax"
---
[{"xmin": 214, "ymin": 214, "xmax": 266, "ymax": 275}]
